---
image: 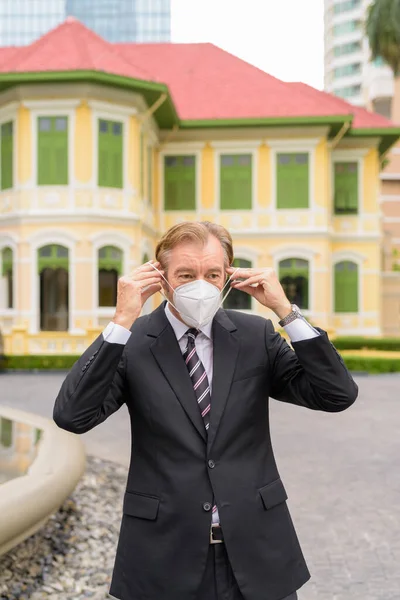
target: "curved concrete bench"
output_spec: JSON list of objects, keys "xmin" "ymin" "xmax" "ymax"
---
[{"xmin": 0, "ymin": 405, "xmax": 85, "ymax": 557}]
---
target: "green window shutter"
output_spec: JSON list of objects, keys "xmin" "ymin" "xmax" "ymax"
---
[
  {"xmin": 334, "ymin": 261, "xmax": 358, "ymax": 312},
  {"xmin": 220, "ymin": 154, "xmax": 252, "ymax": 210},
  {"xmin": 38, "ymin": 245, "xmax": 69, "ymax": 273},
  {"xmin": 111, "ymin": 121, "xmax": 123, "ymax": 188},
  {"xmin": 98, "ymin": 120, "xmax": 123, "ymax": 189},
  {"xmin": 164, "ymin": 155, "xmax": 196, "ymax": 210},
  {"xmin": 98, "ymin": 120, "xmax": 109, "ymax": 187},
  {"xmin": 1, "ymin": 121, "xmax": 13, "ymax": 190},
  {"xmin": 277, "ymin": 153, "xmax": 309, "ymax": 209},
  {"xmin": 53, "ymin": 117, "xmax": 68, "ymax": 184},
  {"xmin": 38, "ymin": 117, "xmax": 68, "ymax": 185},
  {"xmin": 1, "ymin": 247, "xmax": 12, "ymax": 276},
  {"xmin": 334, "ymin": 162, "xmax": 358, "ymax": 214}
]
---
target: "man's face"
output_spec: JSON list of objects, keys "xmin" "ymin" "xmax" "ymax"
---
[{"xmin": 164, "ymin": 235, "xmax": 226, "ymax": 296}]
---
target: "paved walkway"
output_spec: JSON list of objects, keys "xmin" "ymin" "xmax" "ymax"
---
[{"xmin": 1, "ymin": 372, "xmax": 400, "ymax": 600}]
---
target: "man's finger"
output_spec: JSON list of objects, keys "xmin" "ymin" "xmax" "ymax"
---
[
  {"xmin": 131, "ymin": 268, "xmax": 164, "ymax": 281},
  {"xmin": 229, "ymin": 268, "xmax": 264, "ymax": 280},
  {"xmin": 141, "ymin": 282, "xmax": 162, "ymax": 302},
  {"xmin": 130, "ymin": 261, "xmax": 161, "ymax": 276},
  {"xmin": 232, "ymin": 274, "xmax": 266, "ymax": 289},
  {"xmin": 232, "ymin": 283, "xmax": 258, "ymax": 297}
]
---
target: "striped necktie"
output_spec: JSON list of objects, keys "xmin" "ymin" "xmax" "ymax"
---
[
  {"xmin": 183, "ymin": 328, "xmax": 218, "ymax": 520},
  {"xmin": 183, "ymin": 328, "xmax": 211, "ymax": 431}
]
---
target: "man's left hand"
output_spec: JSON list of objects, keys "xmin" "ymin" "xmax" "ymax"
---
[{"xmin": 226, "ymin": 267, "xmax": 292, "ymax": 320}]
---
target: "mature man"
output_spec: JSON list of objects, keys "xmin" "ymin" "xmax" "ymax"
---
[{"xmin": 53, "ymin": 221, "xmax": 358, "ymax": 600}]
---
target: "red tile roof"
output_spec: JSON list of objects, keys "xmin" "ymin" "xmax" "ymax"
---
[
  {"xmin": 116, "ymin": 42, "xmax": 356, "ymax": 122},
  {"xmin": 290, "ymin": 82, "xmax": 394, "ymax": 130},
  {"xmin": 0, "ymin": 18, "xmax": 396, "ymax": 131}
]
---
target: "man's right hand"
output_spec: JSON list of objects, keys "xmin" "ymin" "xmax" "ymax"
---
[{"xmin": 112, "ymin": 261, "xmax": 164, "ymax": 330}]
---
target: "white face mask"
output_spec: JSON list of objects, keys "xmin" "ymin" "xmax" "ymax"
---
[{"xmin": 148, "ymin": 263, "xmax": 239, "ymax": 329}]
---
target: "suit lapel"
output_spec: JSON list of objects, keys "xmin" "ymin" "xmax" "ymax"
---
[
  {"xmin": 208, "ymin": 309, "xmax": 239, "ymax": 452},
  {"xmin": 148, "ymin": 304, "xmax": 207, "ymax": 443}
]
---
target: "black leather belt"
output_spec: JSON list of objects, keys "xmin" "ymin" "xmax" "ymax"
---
[{"xmin": 210, "ymin": 525, "xmax": 224, "ymax": 544}]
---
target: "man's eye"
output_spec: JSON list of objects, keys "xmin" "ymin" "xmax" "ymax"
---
[{"xmin": 209, "ymin": 274, "xmax": 219, "ymax": 279}]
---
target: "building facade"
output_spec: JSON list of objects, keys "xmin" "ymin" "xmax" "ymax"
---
[
  {"xmin": 324, "ymin": 0, "xmax": 400, "ymax": 335},
  {"xmin": 0, "ymin": 0, "xmax": 170, "ymax": 46},
  {"xmin": 0, "ymin": 19, "xmax": 398, "ymax": 356}
]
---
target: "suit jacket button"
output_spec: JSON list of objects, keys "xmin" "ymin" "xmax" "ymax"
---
[
  {"xmin": 208, "ymin": 459, "xmax": 215, "ymax": 469},
  {"xmin": 203, "ymin": 502, "xmax": 212, "ymax": 512}
]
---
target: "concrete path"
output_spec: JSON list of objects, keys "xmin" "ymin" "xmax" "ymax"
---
[{"xmin": 1, "ymin": 371, "xmax": 399, "ymax": 600}]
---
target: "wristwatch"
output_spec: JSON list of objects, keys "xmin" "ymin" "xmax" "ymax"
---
[{"xmin": 278, "ymin": 304, "xmax": 303, "ymax": 327}]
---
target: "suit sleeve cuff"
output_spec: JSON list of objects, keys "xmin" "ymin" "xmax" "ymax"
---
[
  {"xmin": 283, "ymin": 318, "xmax": 320, "ymax": 342},
  {"xmin": 102, "ymin": 321, "xmax": 131, "ymax": 345}
]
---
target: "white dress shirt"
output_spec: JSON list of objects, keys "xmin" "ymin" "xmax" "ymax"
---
[{"xmin": 102, "ymin": 306, "xmax": 319, "ymax": 524}]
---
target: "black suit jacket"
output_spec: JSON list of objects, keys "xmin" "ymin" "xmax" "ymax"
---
[{"xmin": 53, "ymin": 304, "xmax": 358, "ymax": 600}]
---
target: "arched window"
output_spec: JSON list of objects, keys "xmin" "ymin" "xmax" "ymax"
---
[
  {"xmin": 334, "ymin": 261, "xmax": 358, "ymax": 313},
  {"xmin": 1, "ymin": 247, "xmax": 13, "ymax": 309},
  {"xmin": 224, "ymin": 258, "xmax": 252, "ymax": 311},
  {"xmin": 38, "ymin": 244, "xmax": 69, "ymax": 331},
  {"xmin": 279, "ymin": 258, "xmax": 309, "ymax": 310},
  {"xmin": 98, "ymin": 246, "xmax": 122, "ymax": 307}
]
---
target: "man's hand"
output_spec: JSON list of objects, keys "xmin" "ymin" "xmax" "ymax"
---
[
  {"xmin": 112, "ymin": 261, "xmax": 163, "ymax": 330},
  {"xmin": 226, "ymin": 267, "xmax": 292, "ymax": 320}
]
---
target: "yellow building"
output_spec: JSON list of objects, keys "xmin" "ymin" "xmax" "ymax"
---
[{"xmin": 0, "ymin": 18, "xmax": 399, "ymax": 356}]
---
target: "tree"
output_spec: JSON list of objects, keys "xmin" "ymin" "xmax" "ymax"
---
[{"xmin": 366, "ymin": 0, "xmax": 400, "ymax": 75}]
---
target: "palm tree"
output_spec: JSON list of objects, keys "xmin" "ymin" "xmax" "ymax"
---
[{"xmin": 366, "ymin": 0, "xmax": 400, "ymax": 76}]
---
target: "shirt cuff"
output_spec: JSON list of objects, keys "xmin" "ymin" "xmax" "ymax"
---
[
  {"xmin": 283, "ymin": 318, "xmax": 320, "ymax": 342},
  {"xmin": 102, "ymin": 321, "xmax": 132, "ymax": 345}
]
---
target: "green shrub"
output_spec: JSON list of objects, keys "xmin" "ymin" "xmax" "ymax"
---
[
  {"xmin": 3, "ymin": 355, "xmax": 79, "ymax": 370},
  {"xmin": 333, "ymin": 337, "xmax": 400, "ymax": 351},
  {"xmin": 342, "ymin": 355, "xmax": 400, "ymax": 373},
  {"xmin": 3, "ymin": 353, "xmax": 400, "ymax": 374}
]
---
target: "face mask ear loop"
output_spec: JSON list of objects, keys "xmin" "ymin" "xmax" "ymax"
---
[
  {"xmin": 220, "ymin": 267, "xmax": 241, "ymax": 305},
  {"xmin": 147, "ymin": 262, "xmax": 199, "ymax": 327}
]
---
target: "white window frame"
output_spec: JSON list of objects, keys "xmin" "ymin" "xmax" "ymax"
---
[
  {"xmin": 0, "ymin": 234, "xmax": 17, "ymax": 315},
  {"xmin": 331, "ymin": 148, "xmax": 368, "ymax": 220},
  {"xmin": 272, "ymin": 246, "xmax": 317, "ymax": 315},
  {"xmin": 28, "ymin": 229, "xmax": 77, "ymax": 334},
  {"xmin": 159, "ymin": 142, "xmax": 204, "ymax": 218},
  {"xmin": 332, "ymin": 251, "xmax": 365, "ymax": 316},
  {"xmin": 23, "ymin": 99, "xmax": 80, "ymax": 190},
  {"xmin": 0, "ymin": 102, "xmax": 18, "ymax": 193},
  {"xmin": 88, "ymin": 100, "xmax": 136, "ymax": 193},
  {"xmin": 211, "ymin": 141, "xmax": 260, "ymax": 212},
  {"xmin": 267, "ymin": 138, "xmax": 320, "ymax": 212},
  {"xmin": 90, "ymin": 232, "xmax": 132, "ymax": 323}
]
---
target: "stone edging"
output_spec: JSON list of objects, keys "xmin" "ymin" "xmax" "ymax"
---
[{"xmin": 0, "ymin": 405, "xmax": 85, "ymax": 557}]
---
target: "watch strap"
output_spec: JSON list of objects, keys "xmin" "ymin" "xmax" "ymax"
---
[{"xmin": 278, "ymin": 305, "xmax": 302, "ymax": 327}]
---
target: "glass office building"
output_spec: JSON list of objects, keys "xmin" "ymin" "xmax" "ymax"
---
[{"xmin": 0, "ymin": 0, "xmax": 171, "ymax": 46}]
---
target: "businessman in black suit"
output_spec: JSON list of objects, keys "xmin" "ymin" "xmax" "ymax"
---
[{"xmin": 54, "ymin": 221, "xmax": 358, "ymax": 600}]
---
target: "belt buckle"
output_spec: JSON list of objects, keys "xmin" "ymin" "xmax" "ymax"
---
[{"xmin": 210, "ymin": 525, "xmax": 223, "ymax": 545}]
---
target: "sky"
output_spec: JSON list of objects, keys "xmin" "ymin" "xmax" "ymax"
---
[{"xmin": 171, "ymin": 0, "xmax": 325, "ymax": 90}]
